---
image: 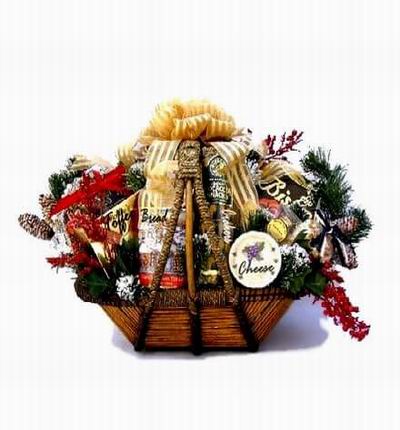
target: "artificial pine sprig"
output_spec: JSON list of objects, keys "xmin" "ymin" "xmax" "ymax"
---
[
  {"xmin": 301, "ymin": 148, "xmax": 352, "ymax": 219},
  {"xmin": 344, "ymin": 207, "xmax": 372, "ymax": 243},
  {"xmin": 301, "ymin": 148, "xmax": 371, "ymax": 243},
  {"xmin": 48, "ymin": 168, "xmax": 81, "ymax": 200}
]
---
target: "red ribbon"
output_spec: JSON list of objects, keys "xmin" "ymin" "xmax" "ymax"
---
[{"xmin": 50, "ymin": 165, "xmax": 128, "ymax": 216}]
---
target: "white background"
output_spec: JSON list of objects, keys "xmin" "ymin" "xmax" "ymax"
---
[{"xmin": 1, "ymin": 1, "xmax": 399, "ymax": 429}]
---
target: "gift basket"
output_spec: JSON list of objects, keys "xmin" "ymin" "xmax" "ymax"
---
[{"xmin": 19, "ymin": 100, "xmax": 372, "ymax": 354}]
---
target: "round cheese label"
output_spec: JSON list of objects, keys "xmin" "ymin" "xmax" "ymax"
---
[{"xmin": 228, "ymin": 231, "xmax": 282, "ymax": 289}]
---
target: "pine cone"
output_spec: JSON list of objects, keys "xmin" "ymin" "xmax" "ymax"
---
[
  {"xmin": 18, "ymin": 213, "xmax": 54, "ymax": 240},
  {"xmin": 38, "ymin": 194, "xmax": 56, "ymax": 220},
  {"xmin": 336, "ymin": 216, "xmax": 359, "ymax": 235}
]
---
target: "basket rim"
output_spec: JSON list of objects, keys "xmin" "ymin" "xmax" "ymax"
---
[{"xmin": 74, "ymin": 279, "xmax": 294, "ymax": 308}]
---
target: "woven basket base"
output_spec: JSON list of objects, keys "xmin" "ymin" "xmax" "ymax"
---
[{"xmin": 102, "ymin": 290, "xmax": 292, "ymax": 352}]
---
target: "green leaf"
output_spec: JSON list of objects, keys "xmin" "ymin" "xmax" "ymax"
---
[
  {"xmin": 287, "ymin": 268, "xmax": 312, "ymax": 295},
  {"xmin": 113, "ymin": 238, "xmax": 140, "ymax": 277},
  {"xmin": 304, "ymin": 270, "xmax": 328, "ymax": 296},
  {"xmin": 84, "ymin": 271, "xmax": 111, "ymax": 298},
  {"xmin": 293, "ymin": 229, "xmax": 312, "ymax": 250}
]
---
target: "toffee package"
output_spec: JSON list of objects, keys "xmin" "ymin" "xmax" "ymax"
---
[{"xmin": 138, "ymin": 207, "xmax": 186, "ymax": 289}]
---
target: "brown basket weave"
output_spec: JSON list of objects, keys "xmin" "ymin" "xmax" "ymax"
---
[
  {"xmin": 101, "ymin": 289, "xmax": 292, "ymax": 353},
  {"xmin": 78, "ymin": 141, "xmax": 293, "ymax": 354}
]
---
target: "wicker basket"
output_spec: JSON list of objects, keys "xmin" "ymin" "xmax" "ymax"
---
[
  {"xmin": 101, "ymin": 289, "xmax": 292, "ymax": 353},
  {"xmin": 78, "ymin": 140, "xmax": 294, "ymax": 354}
]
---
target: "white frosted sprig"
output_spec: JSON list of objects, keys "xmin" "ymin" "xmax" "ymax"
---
[
  {"xmin": 246, "ymin": 157, "xmax": 262, "ymax": 186},
  {"xmin": 281, "ymin": 243, "xmax": 310, "ymax": 270},
  {"xmin": 116, "ymin": 275, "xmax": 141, "ymax": 303}
]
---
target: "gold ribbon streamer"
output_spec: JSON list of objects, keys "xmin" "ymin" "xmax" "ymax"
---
[{"xmin": 140, "ymin": 139, "xmax": 180, "ymax": 210}]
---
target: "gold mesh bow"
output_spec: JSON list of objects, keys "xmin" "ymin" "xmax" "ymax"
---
[
  {"xmin": 140, "ymin": 99, "xmax": 237, "ymax": 143},
  {"xmin": 134, "ymin": 100, "xmax": 258, "ymax": 221}
]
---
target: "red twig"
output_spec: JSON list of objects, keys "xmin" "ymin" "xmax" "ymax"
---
[{"xmin": 262, "ymin": 130, "xmax": 303, "ymax": 161}]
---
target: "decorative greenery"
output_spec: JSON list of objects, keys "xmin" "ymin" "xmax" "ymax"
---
[
  {"xmin": 301, "ymin": 148, "xmax": 371, "ymax": 244},
  {"xmin": 115, "ymin": 274, "xmax": 144, "ymax": 303},
  {"xmin": 244, "ymin": 208, "xmax": 271, "ymax": 232},
  {"xmin": 301, "ymin": 148, "xmax": 352, "ymax": 219},
  {"xmin": 345, "ymin": 207, "xmax": 372, "ymax": 244},
  {"xmin": 83, "ymin": 270, "xmax": 112, "ymax": 298},
  {"xmin": 303, "ymin": 270, "xmax": 328, "ymax": 296},
  {"xmin": 280, "ymin": 244, "xmax": 312, "ymax": 295},
  {"xmin": 48, "ymin": 167, "xmax": 81, "ymax": 200},
  {"xmin": 79, "ymin": 238, "xmax": 142, "ymax": 300},
  {"xmin": 113, "ymin": 238, "xmax": 140, "ymax": 277},
  {"xmin": 125, "ymin": 161, "xmax": 146, "ymax": 193}
]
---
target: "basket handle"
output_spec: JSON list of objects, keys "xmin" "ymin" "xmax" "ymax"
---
[{"xmin": 135, "ymin": 140, "xmax": 257, "ymax": 352}]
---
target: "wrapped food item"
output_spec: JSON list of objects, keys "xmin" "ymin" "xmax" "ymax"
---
[
  {"xmin": 138, "ymin": 207, "xmax": 186, "ymax": 289},
  {"xmin": 69, "ymin": 193, "xmax": 140, "ymax": 277},
  {"xmin": 259, "ymin": 160, "xmax": 312, "ymax": 208},
  {"xmin": 201, "ymin": 146, "xmax": 236, "ymax": 285},
  {"xmin": 202, "ymin": 146, "xmax": 234, "ymax": 242},
  {"xmin": 260, "ymin": 198, "xmax": 302, "ymax": 245},
  {"xmin": 102, "ymin": 193, "xmax": 139, "ymax": 242}
]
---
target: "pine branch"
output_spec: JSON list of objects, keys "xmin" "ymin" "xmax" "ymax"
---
[
  {"xmin": 301, "ymin": 148, "xmax": 353, "ymax": 218},
  {"xmin": 301, "ymin": 147, "xmax": 332, "ymax": 178},
  {"xmin": 48, "ymin": 169, "xmax": 80, "ymax": 200},
  {"xmin": 345, "ymin": 207, "xmax": 372, "ymax": 243}
]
